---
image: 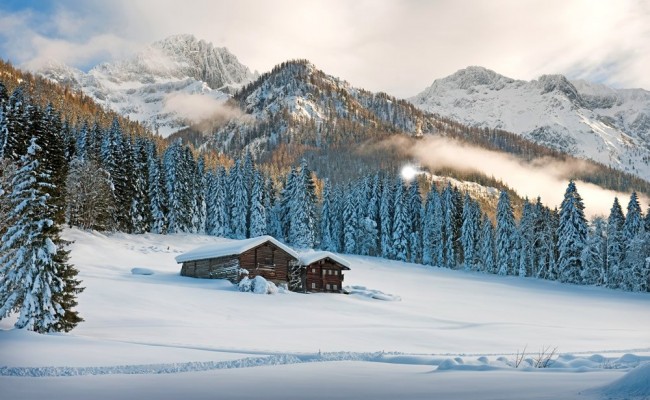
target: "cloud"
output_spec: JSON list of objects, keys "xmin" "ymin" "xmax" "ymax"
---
[
  {"xmin": 162, "ymin": 92, "xmax": 250, "ymax": 130},
  {"xmin": 401, "ymin": 136, "xmax": 647, "ymax": 218},
  {"xmin": 2, "ymin": 1, "xmax": 649, "ymax": 97}
]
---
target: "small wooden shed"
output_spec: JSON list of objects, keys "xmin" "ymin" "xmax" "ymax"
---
[
  {"xmin": 175, "ymin": 236, "xmax": 300, "ymax": 286},
  {"xmin": 300, "ymin": 251, "xmax": 351, "ymax": 293}
]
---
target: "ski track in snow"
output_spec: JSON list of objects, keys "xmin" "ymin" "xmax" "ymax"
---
[{"xmin": 3, "ymin": 346, "xmax": 648, "ymax": 377}]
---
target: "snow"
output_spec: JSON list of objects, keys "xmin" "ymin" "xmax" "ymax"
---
[
  {"xmin": 238, "ymin": 276, "xmax": 279, "ymax": 295},
  {"xmin": 175, "ymin": 235, "xmax": 299, "ymax": 263},
  {"xmin": 131, "ymin": 267, "xmax": 154, "ymax": 275},
  {"xmin": 598, "ymin": 362, "xmax": 650, "ymax": 399},
  {"xmin": 411, "ymin": 66, "xmax": 650, "ymax": 181},
  {"xmin": 37, "ymin": 35, "xmax": 255, "ymax": 137},
  {"xmin": 297, "ymin": 250, "xmax": 351, "ymax": 269},
  {"xmin": 1, "ymin": 228, "xmax": 649, "ymax": 399}
]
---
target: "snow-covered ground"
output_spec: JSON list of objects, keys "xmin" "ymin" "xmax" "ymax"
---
[{"xmin": 1, "ymin": 228, "xmax": 649, "ymax": 399}]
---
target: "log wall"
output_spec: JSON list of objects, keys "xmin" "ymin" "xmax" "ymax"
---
[{"xmin": 180, "ymin": 254, "xmax": 240, "ymax": 282}]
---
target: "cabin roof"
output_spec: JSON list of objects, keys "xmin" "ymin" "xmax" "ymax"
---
[
  {"xmin": 297, "ymin": 250, "xmax": 351, "ymax": 269},
  {"xmin": 175, "ymin": 236, "xmax": 300, "ymax": 263}
]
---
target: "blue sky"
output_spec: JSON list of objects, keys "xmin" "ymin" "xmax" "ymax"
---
[{"xmin": 1, "ymin": 0, "xmax": 648, "ymax": 97}]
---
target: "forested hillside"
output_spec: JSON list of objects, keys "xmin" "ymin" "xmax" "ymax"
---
[{"xmin": 1, "ymin": 59, "xmax": 649, "ymax": 335}]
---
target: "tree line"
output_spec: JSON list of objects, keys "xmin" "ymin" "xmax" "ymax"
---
[{"xmin": 1, "ymin": 79, "xmax": 650, "ymax": 335}]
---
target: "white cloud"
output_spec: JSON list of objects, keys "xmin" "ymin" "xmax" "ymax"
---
[
  {"xmin": 2, "ymin": 1, "xmax": 649, "ymax": 97},
  {"xmin": 404, "ymin": 136, "xmax": 648, "ymax": 218},
  {"xmin": 162, "ymin": 92, "xmax": 250, "ymax": 130}
]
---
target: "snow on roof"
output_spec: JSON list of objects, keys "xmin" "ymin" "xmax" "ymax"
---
[
  {"xmin": 175, "ymin": 236, "xmax": 300, "ymax": 263},
  {"xmin": 297, "ymin": 250, "xmax": 351, "ymax": 269}
]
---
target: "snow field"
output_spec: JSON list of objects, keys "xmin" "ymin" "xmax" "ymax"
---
[{"xmin": 1, "ymin": 228, "xmax": 649, "ymax": 399}]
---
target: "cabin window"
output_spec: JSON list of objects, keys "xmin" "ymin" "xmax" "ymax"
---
[
  {"xmin": 334, "ymin": 270, "xmax": 339, "ymax": 275},
  {"xmin": 311, "ymin": 282, "xmax": 316, "ymax": 289},
  {"xmin": 333, "ymin": 284, "xmax": 338, "ymax": 291},
  {"xmin": 328, "ymin": 270, "xmax": 332, "ymax": 275},
  {"xmin": 312, "ymin": 268, "xmax": 316, "ymax": 273},
  {"xmin": 326, "ymin": 284, "xmax": 331, "ymax": 290}
]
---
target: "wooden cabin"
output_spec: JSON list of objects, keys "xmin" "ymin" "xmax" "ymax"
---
[
  {"xmin": 176, "ymin": 236, "xmax": 351, "ymax": 294},
  {"xmin": 175, "ymin": 236, "xmax": 300, "ymax": 286},
  {"xmin": 300, "ymin": 251, "xmax": 351, "ymax": 293}
]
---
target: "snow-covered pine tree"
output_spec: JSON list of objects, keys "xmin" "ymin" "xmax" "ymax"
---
[
  {"xmin": 407, "ymin": 180, "xmax": 423, "ymax": 263},
  {"xmin": 517, "ymin": 199, "xmax": 535, "ymax": 277},
  {"xmin": 623, "ymin": 192, "xmax": 643, "ymax": 241},
  {"xmin": 367, "ymin": 173, "xmax": 381, "ymax": 256},
  {"xmin": 40, "ymin": 105, "xmax": 68, "ymax": 225},
  {"xmin": 3, "ymin": 86, "xmax": 28, "ymax": 161},
  {"xmin": 606, "ymin": 198, "xmax": 625, "ymax": 289},
  {"xmin": 249, "ymin": 171, "xmax": 267, "ymax": 237},
  {"xmin": 422, "ymin": 187, "xmax": 438, "ymax": 266},
  {"xmin": 320, "ymin": 180, "xmax": 335, "ymax": 251},
  {"xmin": 557, "ymin": 181, "xmax": 588, "ymax": 284},
  {"xmin": 460, "ymin": 193, "xmax": 480, "ymax": 271},
  {"xmin": 619, "ymin": 192, "xmax": 647, "ymax": 291},
  {"xmin": 342, "ymin": 184, "xmax": 358, "ymax": 254},
  {"xmin": 291, "ymin": 159, "xmax": 317, "ymax": 248},
  {"xmin": 0, "ymin": 82, "xmax": 8, "ymax": 159},
  {"xmin": 496, "ymin": 190, "xmax": 516, "ymax": 276},
  {"xmin": 441, "ymin": 183, "xmax": 456, "ymax": 268},
  {"xmin": 0, "ymin": 138, "xmax": 82, "ymax": 332},
  {"xmin": 228, "ymin": 159, "xmax": 248, "ymax": 239},
  {"xmin": 278, "ymin": 167, "xmax": 297, "ymax": 242},
  {"xmin": 478, "ymin": 212, "xmax": 496, "ymax": 273},
  {"xmin": 580, "ymin": 217, "xmax": 607, "ymax": 286},
  {"xmin": 192, "ymin": 156, "xmax": 207, "ymax": 234},
  {"xmin": 330, "ymin": 185, "xmax": 344, "ymax": 252},
  {"xmin": 65, "ymin": 157, "xmax": 114, "ymax": 230},
  {"xmin": 130, "ymin": 138, "xmax": 153, "ymax": 234},
  {"xmin": 147, "ymin": 143, "xmax": 167, "ymax": 234},
  {"xmin": 391, "ymin": 177, "xmax": 410, "ymax": 262},
  {"xmin": 379, "ymin": 176, "xmax": 394, "ymax": 258}
]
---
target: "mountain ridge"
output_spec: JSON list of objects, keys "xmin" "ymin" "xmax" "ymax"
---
[{"xmin": 410, "ymin": 66, "xmax": 650, "ymax": 181}]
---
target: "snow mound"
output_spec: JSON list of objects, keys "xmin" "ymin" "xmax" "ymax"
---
[
  {"xmin": 344, "ymin": 285, "xmax": 401, "ymax": 301},
  {"xmin": 131, "ymin": 268, "xmax": 154, "ymax": 275},
  {"xmin": 238, "ymin": 276, "xmax": 278, "ymax": 295},
  {"xmin": 600, "ymin": 362, "xmax": 650, "ymax": 399}
]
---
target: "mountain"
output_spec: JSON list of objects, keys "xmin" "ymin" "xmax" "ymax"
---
[
  {"xmin": 410, "ymin": 66, "xmax": 650, "ymax": 181},
  {"xmin": 39, "ymin": 34, "xmax": 256, "ymax": 137}
]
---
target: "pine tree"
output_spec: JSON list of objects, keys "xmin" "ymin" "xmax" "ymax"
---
[
  {"xmin": 379, "ymin": 176, "xmax": 393, "ymax": 258},
  {"xmin": 460, "ymin": 194, "xmax": 480, "ymax": 271},
  {"xmin": 3, "ymin": 86, "xmax": 29, "ymax": 161},
  {"xmin": 229, "ymin": 159, "xmax": 248, "ymax": 239},
  {"xmin": 496, "ymin": 190, "xmax": 516, "ymax": 275},
  {"xmin": 249, "ymin": 171, "xmax": 267, "ymax": 237},
  {"xmin": 66, "ymin": 157, "xmax": 114, "ymax": 230},
  {"xmin": 441, "ymin": 183, "xmax": 456, "ymax": 268},
  {"xmin": 342, "ymin": 187, "xmax": 358, "ymax": 254},
  {"xmin": 422, "ymin": 187, "xmax": 441, "ymax": 266},
  {"xmin": 623, "ymin": 192, "xmax": 643, "ymax": 240},
  {"xmin": 606, "ymin": 198, "xmax": 625, "ymax": 289},
  {"xmin": 0, "ymin": 138, "xmax": 82, "ymax": 332},
  {"xmin": 557, "ymin": 181, "xmax": 588, "ymax": 284},
  {"xmin": 320, "ymin": 180, "xmax": 335, "ymax": 251},
  {"xmin": 407, "ymin": 180, "xmax": 423, "ymax": 263},
  {"xmin": 517, "ymin": 199, "xmax": 535, "ymax": 277},
  {"xmin": 581, "ymin": 217, "xmax": 607, "ymax": 286},
  {"xmin": 147, "ymin": 143, "xmax": 167, "ymax": 234},
  {"xmin": 478, "ymin": 213, "xmax": 496, "ymax": 273},
  {"xmin": 391, "ymin": 177, "xmax": 409, "ymax": 262}
]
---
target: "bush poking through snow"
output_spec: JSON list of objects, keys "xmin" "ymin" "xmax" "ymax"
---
[{"xmin": 238, "ymin": 276, "xmax": 278, "ymax": 294}]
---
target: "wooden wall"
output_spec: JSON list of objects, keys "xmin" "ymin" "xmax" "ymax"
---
[
  {"xmin": 180, "ymin": 254, "xmax": 240, "ymax": 282},
  {"xmin": 305, "ymin": 259, "xmax": 346, "ymax": 293},
  {"xmin": 240, "ymin": 242, "xmax": 298, "ymax": 285}
]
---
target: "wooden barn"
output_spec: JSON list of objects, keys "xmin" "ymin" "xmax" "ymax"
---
[
  {"xmin": 176, "ymin": 236, "xmax": 351, "ymax": 293},
  {"xmin": 175, "ymin": 236, "xmax": 300, "ymax": 287},
  {"xmin": 299, "ymin": 251, "xmax": 351, "ymax": 293}
]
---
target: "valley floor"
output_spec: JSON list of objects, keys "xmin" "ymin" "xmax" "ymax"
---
[{"xmin": 1, "ymin": 229, "xmax": 649, "ymax": 399}]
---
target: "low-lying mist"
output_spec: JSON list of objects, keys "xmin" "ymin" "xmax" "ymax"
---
[{"xmin": 393, "ymin": 136, "xmax": 647, "ymax": 219}]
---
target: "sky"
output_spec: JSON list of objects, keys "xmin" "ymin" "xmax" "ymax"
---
[{"xmin": 0, "ymin": 0, "xmax": 649, "ymax": 98}]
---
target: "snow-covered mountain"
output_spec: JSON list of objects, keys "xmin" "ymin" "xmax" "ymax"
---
[
  {"xmin": 410, "ymin": 66, "xmax": 650, "ymax": 181},
  {"xmin": 39, "ymin": 34, "xmax": 256, "ymax": 137}
]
